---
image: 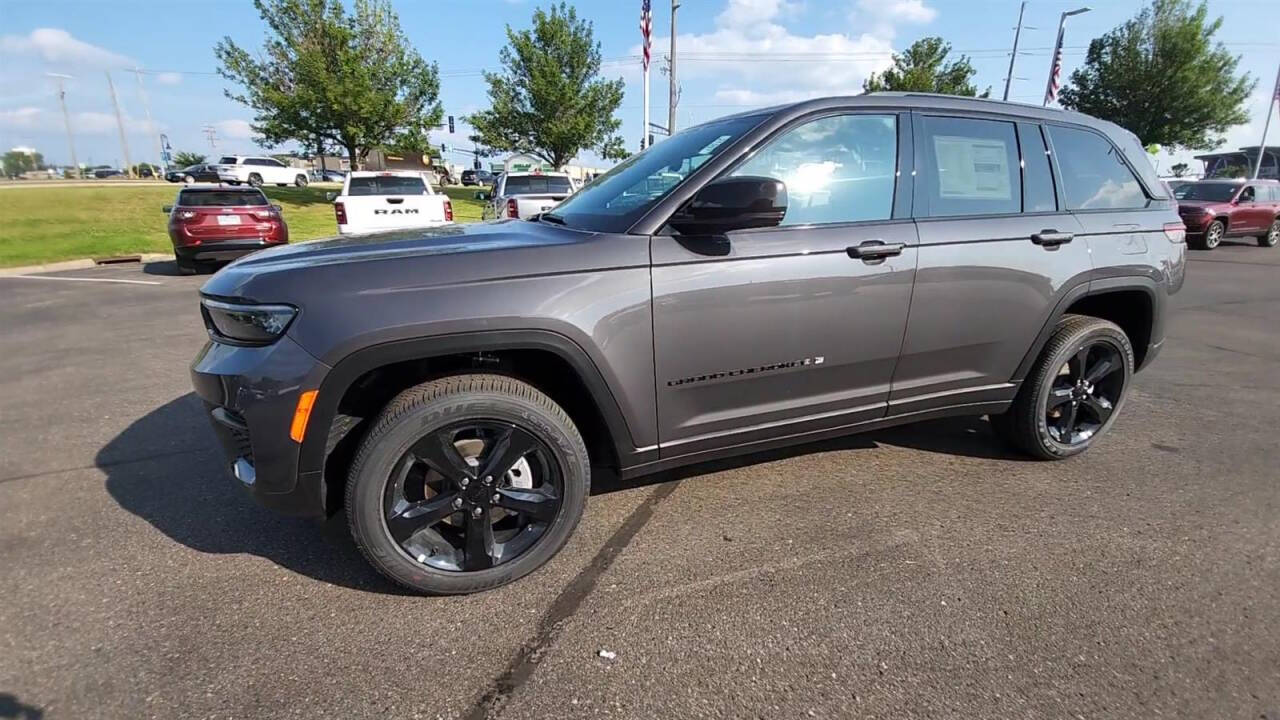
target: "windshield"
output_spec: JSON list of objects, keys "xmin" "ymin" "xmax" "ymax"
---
[
  {"xmin": 505, "ymin": 175, "xmax": 573, "ymax": 194},
  {"xmin": 549, "ymin": 114, "xmax": 765, "ymax": 232},
  {"xmin": 1174, "ymin": 183, "xmax": 1239, "ymax": 201},
  {"xmin": 348, "ymin": 176, "xmax": 427, "ymax": 195},
  {"xmin": 217, "ymin": 156, "xmax": 237, "ymax": 165}
]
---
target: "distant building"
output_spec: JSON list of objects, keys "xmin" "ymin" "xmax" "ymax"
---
[{"xmin": 1195, "ymin": 145, "xmax": 1279, "ymax": 179}]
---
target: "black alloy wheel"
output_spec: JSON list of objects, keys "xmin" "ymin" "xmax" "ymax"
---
[
  {"xmin": 1043, "ymin": 342, "xmax": 1124, "ymax": 446},
  {"xmin": 382, "ymin": 421, "xmax": 562, "ymax": 572}
]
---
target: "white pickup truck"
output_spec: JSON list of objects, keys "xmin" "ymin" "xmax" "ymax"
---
[
  {"xmin": 479, "ymin": 172, "xmax": 574, "ymax": 220},
  {"xmin": 329, "ymin": 171, "xmax": 453, "ymax": 235}
]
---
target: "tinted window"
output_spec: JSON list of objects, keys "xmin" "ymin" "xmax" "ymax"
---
[
  {"xmin": 731, "ymin": 114, "xmax": 897, "ymax": 225},
  {"xmin": 503, "ymin": 175, "xmax": 573, "ymax": 194},
  {"xmin": 1047, "ymin": 125, "xmax": 1147, "ymax": 210},
  {"xmin": 217, "ymin": 156, "xmax": 237, "ymax": 164},
  {"xmin": 1019, "ymin": 123, "xmax": 1057, "ymax": 212},
  {"xmin": 1173, "ymin": 182, "xmax": 1239, "ymax": 201},
  {"xmin": 347, "ymin": 176, "xmax": 427, "ymax": 195},
  {"xmin": 178, "ymin": 190, "xmax": 267, "ymax": 207},
  {"xmin": 919, "ymin": 116, "xmax": 1021, "ymax": 217},
  {"xmin": 549, "ymin": 114, "xmax": 763, "ymax": 233}
]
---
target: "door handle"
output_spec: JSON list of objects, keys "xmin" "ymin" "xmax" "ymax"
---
[
  {"xmin": 386, "ymin": 198, "xmax": 405, "ymax": 204},
  {"xmin": 1030, "ymin": 230, "xmax": 1074, "ymax": 246},
  {"xmin": 846, "ymin": 241, "xmax": 905, "ymax": 261}
]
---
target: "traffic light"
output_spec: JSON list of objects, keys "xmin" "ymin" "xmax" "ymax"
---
[
  {"xmin": 648, "ymin": 133, "xmax": 655, "ymax": 148},
  {"xmin": 440, "ymin": 143, "xmax": 447, "ymax": 154},
  {"xmin": 448, "ymin": 115, "xmax": 455, "ymax": 134},
  {"xmin": 473, "ymin": 158, "xmax": 482, "ymax": 170}
]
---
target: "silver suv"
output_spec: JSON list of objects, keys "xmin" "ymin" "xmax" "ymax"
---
[{"xmin": 191, "ymin": 93, "xmax": 1186, "ymax": 595}]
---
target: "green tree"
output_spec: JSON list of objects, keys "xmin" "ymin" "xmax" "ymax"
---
[
  {"xmin": 172, "ymin": 151, "xmax": 206, "ymax": 167},
  {"xmin": 2, "ymin": 150, "xmax": 43, "ymax": 177},
  {"xmin": 1170, "ymin": 162, "xmax": 1189, "ymax": 177},
  {"xmin": 1059, "ymin": 0, "xmax": 1254, "ymax": 152},
  {"xmin": 598, "ymin": 135, "xmax": 631, "ymax": 162},
  {"xmin": 863, "ymin": 37, "xmax": 989, "ymax": 97},
  {"xmin": 215, "ymin": 0, "xmax": 443, "ymax": 169},
  {"xmin": 467, "ymin": 3, "xmax": 625, "ymax": 168}
]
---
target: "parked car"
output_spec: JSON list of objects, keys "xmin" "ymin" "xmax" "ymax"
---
[
  {"xmin": 164, "ymin": 186, "xmax": 288, "ymax": 274},
  {"xmin": 92, "ymin": 168, "xmax": 125, "ymax": 179},
  {"xmin": 212, "ymin": 155, "xmax": 309, "ymax": 188},
  {"xmin": 310, "ymin": 169, "xmax": 346, "ymax": 183},
  {"xmin": 1173, "ymin": 179, "xmax": 1280, "ymax": 249},
  {"xmin": 460, "ymin": 169, "xmax": 494, "ymax": 186},
  {"xmin": 328, "ymin": 170, "xmax": 453, "ymax": 234},
  {"xmin": 191, "ymin": 94, "xmax": 1185, "ymax": 595},
  {"xmin": 478, "ymin": 171, "xmax": 574, "ymax": 220},
  {"xmin": 166, "ymin": 164, "xmax": 221, "ymax": 184}
]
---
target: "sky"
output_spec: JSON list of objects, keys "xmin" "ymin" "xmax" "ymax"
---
[{"xmin": 1, "ymin": 0, "xmax": 1277, "ymax": 173}]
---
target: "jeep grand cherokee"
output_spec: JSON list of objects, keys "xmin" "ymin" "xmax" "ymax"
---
[{"xmin": 191, "ymin": 94, "xmax": 1185, "ymax": 595}]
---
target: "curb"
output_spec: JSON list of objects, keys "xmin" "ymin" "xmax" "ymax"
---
[{"xmin": 0, "ymin": 253, "xmax": 175, "ymax": 277}]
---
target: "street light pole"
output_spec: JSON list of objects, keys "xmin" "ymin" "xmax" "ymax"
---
[
  {"xmin": 47, "ymin": 73, "xmax": 78, "ymax": 176},
  {"xmin": 1002, "ymin": 2, "xmax": 1027, "ymax": 102},
  {"xmin": 668, "ymin": 0, "xmax": 679, "ymax": 134},
  {"xmin": 1044, "ymin": 7, "xmax": 1091, "ymax": 107}
]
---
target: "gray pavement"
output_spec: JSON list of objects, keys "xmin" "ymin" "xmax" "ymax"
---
[{"xmin": 1, "ymin": 247, "xmax": 1278, "ymax": 719}]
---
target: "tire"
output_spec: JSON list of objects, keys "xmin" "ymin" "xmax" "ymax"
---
[
  {"xmin": 176, "ymin": 259, "xmax": 198, "ymax": 276},
  {"xmin": 294, "ymin": 174, "xmax": 308, "ymax": 188},
  {"xmin": 1259, "ymin": 219, "xmax": 1279, "ymax": 248},
  {"xmin": 247, "ymin": 173, "xmax": 263, "ymax": 188},
  {"xmin": 183, "ymin": 174, "xmax": 195, "ymax": 184},
  {"xmin": 991, "ymin": 314, "xmax": 1134, "ymax": 460},
  {"xmin": 346, "ymin": 374, "xmax": 590, "ymax": 595},
  {"xmin": 1195, "ymin": 219, "xmax": 1225, "ymax": 250}
]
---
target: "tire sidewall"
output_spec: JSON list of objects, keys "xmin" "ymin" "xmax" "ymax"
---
[
  {"xmin": 1031, "ymin": 325, "xmax": 1134, "ymax": 459},
  {"xmin": 1205, "ymin": 220, "xmax": 1224, "ymax": 249},
  {"xmin": 348, "ymin": 389, "xmax": 588, "ymax": 595},
  {"xmin": 1261, "ymin": 220, "xmax": 1279, "ymax": 247},
  {"xmin": 248, "ymin": 173, "xmax": 263, "ymax": 187},
  {"xmin": 295, "ymin": 174, "xmax": 308, "ymax": 187}
]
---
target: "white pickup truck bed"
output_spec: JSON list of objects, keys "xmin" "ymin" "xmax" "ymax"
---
[{"xmin": 333, "ymin": 171, "xmax": 453, "ymax": 234}]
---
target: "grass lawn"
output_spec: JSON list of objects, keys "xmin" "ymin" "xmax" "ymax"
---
[{"xmin": 0, "ymin": 183, "xmax": 487, "ymax": 268}]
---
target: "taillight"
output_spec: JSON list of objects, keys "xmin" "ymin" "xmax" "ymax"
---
[
  {"xmin": 506, "ymin": 198, "xmax": 518, "ymax": 218},
  {"xmin": 1163, "ymin": 222, "xmax": 1186, "ymax": 243},
  {"xmin": 334, "ymin": 201, "xmax": 347, "ymax": 225},
  {"xmin": 443, "ymin": 200, "xmax": 453, "ymax": 222},
  {"xmin": 177, "ymin": 210, "xmax": 197, "ymax": 220},
  {"xmin": 251, "ymin": 208, "xmax": 279, "ymax": 221}
]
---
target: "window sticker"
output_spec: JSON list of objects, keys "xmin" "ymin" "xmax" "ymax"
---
[{"xmin": 933, "ymin": 135, "xmax": 1011, "ymax": 200}]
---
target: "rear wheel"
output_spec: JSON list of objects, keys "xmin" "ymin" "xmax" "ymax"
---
[
  {"xmin": 176, "ymin": 258, "xmax": 198, "ymax": 276},
  {"xmin": 346, "ymin": 374, "xmax": 589, "ymax": 595},
  {"xmin": 1259, "ymin": 219, "xmax": 1279, "ymax": 247},
  {"xmin": 183, "ymin": 174, "xmax": 195, "ymax": 184},
  {"xmin": 294, "ymin": 174, "xmax": 308, "ymax": 187},
  {"xmin": 992, "ymin": 314, "xmax": 1133, "ymax": 460},
  {"xmin": 247, "ymin": 173, "xmax": 263, "ymax": 188}
]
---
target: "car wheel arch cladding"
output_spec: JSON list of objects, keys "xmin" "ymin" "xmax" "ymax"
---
[
  {"xmin": 1012, "ymin": 276, "xmax": 1161, "ymax": 384},
  {"xmin": 297, "ymin": 330, "xmax": 641, "ymax": 477}
]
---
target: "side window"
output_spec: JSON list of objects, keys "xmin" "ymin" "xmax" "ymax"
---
[
  {"xmin": 266, "ymin": 159, "xmax": 286, "ymax": 168},
  {"xmin": 1239, "ymin": 185, "xmax": 1256, "ymax": 203},
  {"xmin": 244, "ymin": 158, "xmax": 262, "ymax": 166},
  {"xmin": 1046, "ymin": 125, "xmax": 1147, "ymax": 210},
  {"xmin": 919, "ymin": 115, "xmax": 1021, "ymax": 217},
  {"xmin": 1018, "ymin": 123, "xmax": 1057, "ymax": 212},
  {"xmin": 731, "ymin": 114, "xmax": 897, "ymax": 225}
]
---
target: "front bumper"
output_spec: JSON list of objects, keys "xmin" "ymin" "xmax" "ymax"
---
[{"xmin": 190, "ymin": 333, "xmax": 332, "ymax": 517}]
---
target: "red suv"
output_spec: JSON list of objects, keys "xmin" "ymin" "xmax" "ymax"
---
[
  {"xmin": 164, "ymin": 186, "xmax": 289, "ymax": 274},
  {"xmin": 1174, "ymin": 179, "xmax": 1280, "ymax": 250}
]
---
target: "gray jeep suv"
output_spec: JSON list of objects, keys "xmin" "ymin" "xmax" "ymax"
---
[{"xmin": 192, "ymin": 94, "xmax": 1186, "ymax": 595}]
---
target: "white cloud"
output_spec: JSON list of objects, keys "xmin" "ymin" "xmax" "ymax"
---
[
  {"xmin": 851, "ymin": 0, "xmax": 937, "ymax": 38},
  {"xmin": 0, "ymin": 106, "xmax": 43, "ymax": 130},
  {"xmin": 154, "ymin": 72, "xmax": 182, "ymax": 86},
  {"xmin": 214, "ymin": 119, "xmax": 254, "ymax": 140},
  {"xmin": 0, "ymin": 28, "xmax": 133, "ymax": 68},
  {"xmin": 0, "ymin": 106, "xmax": 155, "ymax": 134}
]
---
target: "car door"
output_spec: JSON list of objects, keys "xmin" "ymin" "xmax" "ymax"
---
[
  {"xmin": 890, "ymin": 113, "xmax": 1091, "ymax": 414},
  {"xmin": 652, "ymin": 111, "xmax": 918, "ymax": 458},
  {"xmin": 1234, "ymin": 184, "xmax": 1269, "ymax": 233}
]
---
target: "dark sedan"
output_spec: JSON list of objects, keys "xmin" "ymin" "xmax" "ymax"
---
[{"xmin": 166, "ymin": 164, "xmax": 221, "ymax": 184}]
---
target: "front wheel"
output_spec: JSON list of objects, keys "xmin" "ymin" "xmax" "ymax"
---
[
  {"xmin": 346, "ymin": 374, "xmax": 590, "ymax": 595},
  {"xmin": 1259, "ymin": 219, "xmax": 1279, "ymax": 248},
  {"xmin": 183, "ymin": 174, "xmax": 195, "ymax": 184},
  {"xmin": 247, "ymin": 173, "xmax": 263, "ymax": 188},
  {"xmin": 991, "ymin": 314, "xmax": 1134, "ymax": 460},
  {"xmin": 1193, "ymin": 219, "xmax": 1225, "ymax": 250}
]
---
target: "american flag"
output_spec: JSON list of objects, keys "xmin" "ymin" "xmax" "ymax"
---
[
  {"xmin": 1044, "ymin": 25, "xmax": 1065, "ymax": 105},
  {"xmin": 641, "ymin": 0, "xmax": 652, "ymax": 71}
]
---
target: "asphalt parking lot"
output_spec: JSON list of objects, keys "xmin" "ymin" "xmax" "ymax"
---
[{"xmin": 2, "ymin": 246, "xmax": 1278, "ymax": 719}]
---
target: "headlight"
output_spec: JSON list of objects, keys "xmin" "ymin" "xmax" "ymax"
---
[{"xmin": 201, "ymin": 298, "xmax": 296, "ymax": 344}]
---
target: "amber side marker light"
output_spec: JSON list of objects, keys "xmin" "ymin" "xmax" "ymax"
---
[{"xmin": 290, "ymin": 390, "xmax": 319, "ymax": 443}]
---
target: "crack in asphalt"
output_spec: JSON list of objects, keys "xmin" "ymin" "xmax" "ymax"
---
[{"xmin": 463, "ymin": 481, "xmax": 681, "ymax": 720}]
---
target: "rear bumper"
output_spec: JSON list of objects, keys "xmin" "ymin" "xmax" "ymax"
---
[
  {"xmin": 336, "ymin": 220, "xmax": 452, "ymax": 235},
  {"xmin": 174, "ymin": 239, "xmax": 287, "ymax": 263},
  {"xmin": 190, "ymin": 334, "xmax": 332, "ymax": 517}
]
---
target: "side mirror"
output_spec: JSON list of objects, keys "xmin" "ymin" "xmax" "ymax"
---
[
  {"xmin": 669, "ymin": 176, "xmax": 787, "ymax": 236},
  {"xmin": 162, "ymin": 205, "xmax": 173, "ymax": 213},
  {"xmin": 475, "ymin": 191, "xmax": 490, "ymax": 200},
  {"xmin": 324, "ymin": 191, "xmax": 337, "ymax": 202}
]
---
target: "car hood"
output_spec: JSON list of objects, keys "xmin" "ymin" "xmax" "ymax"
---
[
  {"xmin": 199, "ymin": 218, "xmax": 607, "ymax": 303},
  {"xmin": 1176, "ymin": 200, "xmax": 1228, "ymax": 212}
]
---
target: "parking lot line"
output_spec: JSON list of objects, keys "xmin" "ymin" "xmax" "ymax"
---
[{"xmin": 5, "ymin": 274, "xmax": 163, "ymax": 286}]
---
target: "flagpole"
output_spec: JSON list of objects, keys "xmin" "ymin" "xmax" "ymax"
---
[
  {"xmin": 1252, "ymin": 64, "xmax": 1279, "ymax": 180},
  {"xmin": 643, "ymin": 65, "xmax": 650, "ymax": 151},
  {"xmin": 640, "ymin": 0, "xmax": 651, "ymax": 151}
]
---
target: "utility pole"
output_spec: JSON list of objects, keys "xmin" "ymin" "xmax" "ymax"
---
[
  {"xmin": 133, "ymin": 68, "xmax": 166, "ymax": 178},
  {"xmin": 104, "ymin": 71, "xmax": 134, "ymax": 176},
  {"xmin": 668, "ymin": 0, "xmax": 679, "ymax": 134},
  {"xmin": 1252, "ymin": 64, "xmax": 1278, "ymax": 179},
  {"xmin": 1002, "ymin": 1, "xmax": 1027, "ymax": 102},
  {"xmin": 47, "ymin": 73, "xmax": 78, "ymax": 177},
  {"xmin": 203, "ymin": 125, "xmax": 218, "ymax": 151}
]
